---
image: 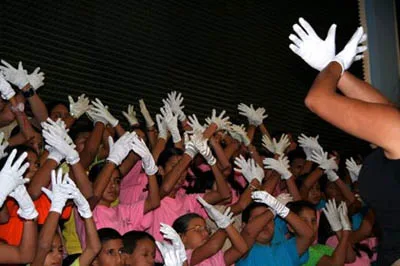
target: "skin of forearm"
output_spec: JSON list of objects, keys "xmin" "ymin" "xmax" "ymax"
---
[
  {"xmin": 230, "ymin": 180, "xmax": 260, "ymax": 215},
  {"xmin": 146, "ymin": 127, "xmax": 157, "ymax": 150},
  {"xmin": 259, "ymin": 124, "xmax": 271, "ymax": 140},
  {"xmin": 70, "ymin": 162, "xmax": 94, "ymax": 199},
  {"xmin": 160, "ymin": 154, "xmax": 191, "ymax": 198},
  {"xmin": 225, "ymin": 225, "xmax": 248, "ymax": 255},
  {"xmin": 211, "ymin": 164, "xmax": 231, "ymax": 200},
  {"xmin": 80, "ymin": 122, "xmax": 105, "ymax": 169},
  {"xmin": 25, "ymin": 94, "xmax": 48, "ymax": 123},
  {"xmin": 209, "ymin": 137, "xmax": 231, "ymax": 171},
  {"xmin": 300, "ymin": 168, "xmax": 324, "ymax": 199},
  {"xmin": 144, "ymin": 174, "xmax": 160, "ymax": 213},
  {"xmin": 262, "ymin": 172, "xmax": 280, "ymax": 194},
  {"xmin": 32, "ymin": 212, "xmax": 59, "ymax": 266},
  {"xmin": 114, "ymin": 124, "xmax": 126, "ymax": 137},
  {"xmin": 152, "ymin": 138, "xmax": 167, "ymax": 163},
  {"xmin": 286, "ymin": 176, "xmax": 302, "ymax": 201},
  {"xmin": 28, "ymin": 159, "xmax": 59, "ymax": 200},
  {"xmin": 247, "ymin": 125, "xmax": 256, "ymax": 142},
  {"xmin": 78, "ymin": 217, "xmax": 101, "ymax": 266},
  {"xmin": 91, "ymin": 162, "xmax": 115, "ymax": 209},
  {"xmin": 247, "ymin": 144, "xmax": 263, "ymax": 168}
]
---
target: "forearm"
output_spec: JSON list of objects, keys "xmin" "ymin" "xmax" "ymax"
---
[
  {"xmin": 114, "ymin": 124, "xmax": 126, "ymax": 137},
  {"xmin": 334, "ymin": 179, "xmax": 356, "ymax": 205},
  {"xmin": 300, "ymin": 168, "xmax": 324, "ymax": 199},
  {"xmin": 0, "ymin": 104, "xmax": 16, "ymax": 127},
  {"xmin": 247, "ymin": 125, "xmax": 256, "ymax": 142},
  {"xmin": 24, "ymin": 94, "xmax": 48, "ymax": 123},
  {"xmin": 28, "ymin": 159, "xmax": 58, "ymax": 200},
  {"xmin": 286, "ymin": 176, "xmax": 302, "ymax": 201},
  {"xmin": 327, "ymin": 231, "xmax": 351, "ymax": 266},
  {"xmin": 223, "ymin": 139, "xmax": 240, "ymax": 161},
  {"xmin": 230, "ymin": 180, "xmax": 260, "ymax": 215},
  {"xmin": 247, "ymin": 144, "xmax": 263, "ymax": 168},
  {"xmin": 211, "ymin": 164, "xmax": 231, "ymax": 200},
  {"xmin": 80, "ymin": 122, "xmax": 105, "ymax": 169},
  {"xmin": 70, "ymin": 162, "xmax": 94, "ymax": 199},
  {"xmin": 160, "ymin": 154, "xmax": 191, "ymax": 198},
  {"xmin": 262, "ymin": 172, "xmax": 280, "ymax": 194},
  {"xmin": 152, "ymin": 138, "xmax": 167, "ymax": 163},
  {"xmin": 79, "ymin": 217, "xmax": 101, "ymax": 266},
  {"xmin": 146, "ymin": 127, "xmax": 157, "ymax": 150},
  {"xmin": 337, "ymin": 72, "xmax": 391, "ymax": 105},
  {"xmin": 225, "ymin": 224, "xmax": 248, "ymax": 255},
  {"xmin": 118, "ymin": 152, "xmax": 140, "ymax": 176},
  {"xmin": 0, "ymin": 204, "xmax": 9, "ymax": 224},
  {"xmin": 18, "ymin": 219, "xmax": 38, "ymax": 264},
  {"xmin": 32, "ymin": 212, "xmax": 59, "ymax": 266},
  {"xmin": 174, "ymin": 139, "xmax": 184, "ymax": 150},
  {"xmin": 259, "ymin": 124, "xmax": 271, "ymax": 140},
  {"xmin": 91, "ymin": 163, "xmax": 115, "ymax": 209},
  {"xmin": 209, "ymin": 138, "xmax": 231, "ymax": 172},
  {"xmin": 144, "ymin": 174, "xmax": 160, "ymax": 213}
]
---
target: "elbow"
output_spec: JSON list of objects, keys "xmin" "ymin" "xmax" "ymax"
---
[
  {"xmin": 304, "ymin": 94, "xmax": 318, "ymax": 113},
  {"xmin": 19, "ymin": 250, "xmax": 36, "ymax": 264},
  {"xmin": 221, "ymin": 190, "xmax": 232, "ymax": 203},
  {"xmin": 149, "ymin": 198, "xmax": 160, "ymax": 210},
  {"xmin": 160, "ymin": 185, "xmax": 172, "ymax": 198}
]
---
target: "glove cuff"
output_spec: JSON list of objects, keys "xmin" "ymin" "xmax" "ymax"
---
[
  {"xmin": 78, "ymin": 208, "xmax": 93, "ymax": 219},
  {"xmin": 185, "ymin": 149, "xmax": 197, "ymax": 159},
  {"xmin": 110, "ymin": 119, "xmax": 119, "ymax": 128},
  {"xmin": 66, "ymin": 152, "xmax": 80, "ymax": 165},
  {"xmin": 144, "ymin": 163, "xmax": 158, "ymax": 176},
  {"xmin": 107, "ymin": 157, "xmax": 121, "ymax": 167},
  {"xmin": 277, "ymin": 205, "xmax": 290, "ymax": 219},
  {"xmin": 17, "ymin": 207, "xmax": 38, "ymax": 220}
]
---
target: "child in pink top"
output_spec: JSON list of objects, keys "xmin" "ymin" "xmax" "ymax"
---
[{"xmin": 119, "ymin": 160, "xmax": 149, "ymax": 204}]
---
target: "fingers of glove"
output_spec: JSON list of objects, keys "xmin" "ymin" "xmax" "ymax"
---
[
  {"xmin": 1, "ymin": 60, "xmax": 14, "ymax": 69},
  {"xmin": 16, "ymin": 162, "xmax": 30, "ymax": 177},
  {"xmin": 293, "ymin": 23, "xmax": 308, "ymax": 41},
  {"xmin": 197, "ymin": 196, "xmax": 211, "ymax": 208},
  {"xmin": 41, "ymin": 187, "xmax": 53, "ymax": 200},
  {"xmin": 68, "ymin": 95, "xmax": 75, "ymax": 104},
  {"xmin": 298, "ymin": 17, "xmax": 318, "ymax": 37},
  {"xmin": 11, "ymin": 151, "xmax": 28, "ymax": 170}
]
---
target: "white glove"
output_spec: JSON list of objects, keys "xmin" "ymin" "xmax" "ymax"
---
[
  {"xmin": 338, "ymin": 202, "xmax": 352, "ymax": 231},
  {"xmin": 41, "ymin": 169, "xmax": 76, "ymax": 214},
  {"xmin": 322, "ymin": 199, "xmax": 342, "ymax": 232},
  {"xmin": 311, "ymin": 150, "xmax": 338, "ymax": 172},
  {"xmin": 66, "ymin": 177, "xmax": 92, "ymax": 219},
  {"xmin": 0, "ymin": 149, "xmax": 30, "ymax": 207},
  {"xmin": 333, "ymin": 27, "xmax": 367, "ymax": 74},
  {"xmin": 234, "ymin": 156, "xmax": 264, "ymax": 184},
  {"xmin": 205, "ymin": 109, "xmax": 231, "ymax": 131},
  {"xmin": 0, "ymin": 132, "xmax": 9, "ymax": 160},
  {"xmin": 297, "ymin": 134, "xmax": 323, "ymax": 161},
  {"xmin": 263, "ymin": 154, "xmax": 292, "ymax": 180},
  {"xmin": 237, "ymin": 103, "xmax": 268, "ymax": 126},
  {"xmin": 26, "ymin": 67, "xmax": 45, "ymax": 90},
  {"xmin": 90, "ymin": 98, "xmax": 119, "ymax": 127},
  {"xmin": 161, "ymin": 105, "xmax": 181, "ymax": 143},
  {"xmin": 0, "ymin": 60, "xmax": 29, "ymax": 89},
  {"xmin": 132, "ymin": 137, "xmax": 158, "ymax": 175},
  {"xmin": 229, "ymin": 124, "xmax": 250, "ymax": 146},
  {"xmin": 187, "ymin": 114, "xmax": 206, "ymax": 134},
  {"xmin": 262, "ymin": 134, "xmax": 290, "ymax": 155},
  {"xmin": 192, "ymin": 134, "xmax": 216, "ymax": 166},
  {"xmin": 107, "ymin": 132, "xmax": 136, "ymax": 166},
  {"xmin": 345, "ymin": 157, "xmax": 361, "ymax": 183},
  {"xmin": 326, "ymin": 170, "xmax": 339, "ymax": 182},
  {"xmin": 9, "ymin": 184, "xmax": 38, "ymax": 220},
  {"xmin": 163, "ymin": 91, "xmax": 186, "ymax": 122},
  {"xmin": 69, "ymin": 94, "xmax": 91, "ymax": 119},
  {"xmin": 251, "ymin": 191, "xmax": 290, "ymax": 218},
  {"xmin": 160, "ymin": 223, "xmax": 187, "ymax": 263},
  {"xmin": 139, "ymin": 99, "xmax": 155, "ymax": 128},
  {"xmin": 156, "ymin": 114, "xmax": 168, "ymax": 140},
  {"xmin": 276, "ymin": 193, "xmax": 294, "ymax": 206},
  {"xmin": 122, "ymin": 104, "xmax": 139, "ymax": 126},
  {"xmin": 289, "ymin": 17, "xmax": 337, "ymax": 71},
  {"xmin": 156, "ymin": 241, "xmax": 186, "ymax": 266},
  {"xmin": 46, "ymin": 145, "xmax": 64, "ymax": 164},
  {"xmin": 86, "ymin": 109, "xmax": 108, "ymax": 125},
  {"xmin": 197, "ymin": 197, "xmax": 234, "ymax": 228},
  {"xmin": 0, "ymin": 74, "xmax": 15, "ymax": 100},
  {"xmin": 184, "ymin": 133, "xmax": 198, "ymax": 159}
]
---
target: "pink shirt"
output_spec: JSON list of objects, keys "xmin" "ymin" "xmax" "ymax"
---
[
  {"xmin": 186, "ymin": 249, "xmax": 225, "ymax": 266},
  {"xmin": 148, "ymin": 193, "xmax": 208, "ymax": 262},
  {"xmin": 93, "ymin": 201, "xmax": 153, "ymax": 235},
  {"xmin": 120, "ymin": 160, "xmax": 149, "ymax": 204},
  {"xmin": 326, "ymin": 236, "xmax": 377, "ymax": 265}
]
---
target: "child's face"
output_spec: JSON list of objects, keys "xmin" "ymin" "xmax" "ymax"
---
[
  {"xmin": 290, "ymin": 158, "xmax": 305, "ymax": 178},
  {"xmin": 123, "ymin": 238, "xmax": 155, "ymax": 266},
  {"xmin": 44, "ymin": 234, "xmax": 63, "ymax": 266},
  {"xmin": 249, "ymin": 206, "xmax": 275, "ymax": 244},
  {"xmin": 102, "ymin": 170, "xmax": 121, "ymax": 203},
  {"xmin": 325, "ymin": 182, "xmax": 344, "ymax": 202},
  {"xmin": 162, "ymin": 155, "xmax": 187, "ymax": 195},
  {"xmin": 182, "ymin": 217, "xmax": 210, "ymax": 249},
  {"xmin": 96, "ymin": 239, "xmax": 124, "ymax": 266},
  {"xmin": 298, "ymin": 208, "xmax": 318, "ymax": 239},
  {"xmin": 307, "ymin": 182, "xmax": 322, "ymax": 205}
]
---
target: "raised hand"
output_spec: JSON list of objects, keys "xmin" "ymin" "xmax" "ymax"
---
[
  {"xmin": 132, "ymin": 137, "xmax": 158, "ymax": 175},
  {"xmin": 345, "ymin": 157, "xmax": 362, "ymax": 183},
  {"xmin": 163, "ymin": 91, "xmax": 186, "ymax": 122},
  {"xmin": 69, "ymin": 94, "xmax": 91, "ymax": 119},
  {"xmin": 297, "ymin": 133, "xmax": 323, "ymax": 161},
  {"xmin": 139, "ymin": 99, "xmax": 155, "ymax": 128},
  {"xmin": 0, "ymin": 74, "xmax": 15, "ymax": 100},
  {"xmin": 106, "ymin": 132, "xmax": 136, "ymax": 166},
  {"xmin": 26, "ymin": 67, "xmax": 45, "ymax": 90},
  {"xmin": 338, "ymin": 202, "xmax": 352, "ymax": 231},
  {"xmin": 197, "ymin": 197, "xmax": 234, "ymax": 228},
  {"xmin": 0, "ymin": 60, "xmax": 29, "ymax": 89},
  {"xmin": 262, "ymin": 134, "xmax": 290, "ymax": 155},
  {"xmin": 263, "ymin": 154, "xmax": 292, "ymax": 180},
  {"xmin": 322, "ymin": 199, "xmax": 342, "ymax": 232},
  {"xmin": 160, "ymin": 223, "xmax": 187, "ymax": 263},
  {"xmin": 289, "ymin": 17, "xmax": 337, "ymax": 71},
  {"xmin": 122, "ymin": 104, "xmax": 139, "ymax": 126},
  {"xmin": 251, "ymin": 191, "xmax": 290, "ymax": 218},
  {"xmin": 156, "ymin": 241, "xmax": 186, "ymax": 266},
  {"xmin": 0, "ymin": 132, "xmax": 9, "ymax": 160},
  {"xmin": 156, "ymin": 114, "xmax": 168, "ymax": 140},
  {"xmin": 9, "ymin": 183, "xmax": 38, "ymax": 220},
  {"xmin": 234, "ymin": 155, "xmax": 264, "ymax": 184},
  {"xmin": 205, "ymin": 109, "xmax": 231, "ymax": 131},
  {"xmin": 187, "ymin": 114, "xmax": 206, "ymax": 134},
  {"xmin": 89, "ymin": 98, "xmax": 119, "ymax": 127},
  {"xmin": 160, "ymin": 105, "xmax": 181, "ymax": 143},
  {"xmin": 229, "ymin": 124, "xmax": 250, "ymax": 146},
  {"xmin": 191, "ymin": 134, "xmax": 216, "ymax": 166},
  {"xmin": 237, "ymin": 103, "xmax": 268, "ymax": 126}
]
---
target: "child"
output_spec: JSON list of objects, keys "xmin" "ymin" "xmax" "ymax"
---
[
  {"xmin": 122, "ymin": 230, "xmax": 156, "ymax": 266},
  {"xmin": 93, "ymin": 228, "xmax": 124, "ymax": 266}
]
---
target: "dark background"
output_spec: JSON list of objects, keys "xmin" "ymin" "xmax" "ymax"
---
[{"xmin": 0, "ymin": 0, "xmax": 371, "ymax": 155}]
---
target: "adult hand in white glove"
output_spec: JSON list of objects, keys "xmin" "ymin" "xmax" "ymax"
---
[
  {"xmin": 251, "ymin": 191, "xmax": 290, "ymax": 218},
  {"xmin": 156, "ymin": 241, "xmax": 186, "ymax": 266},
  {"xmin": 69, "ymin": 94, "xmax": 91, "ymax": 119},
  {"xmin": 205, "ymin": 109, "xmax": 231, "ymax": 131},
  {"xmin": 132, "ymin": 137, "xmax": 158, "ymax": 175},
  {"xmin": 197, "ymin": 197, "xmax": 234, "ymax": 228},
  {"xmin": 156, "ymin": 114, "xmax": 168, "ymax": 140},
  {"xmin": 338, "ymin": 202, "xmax": 352, "ymax": 231},
  {"xmin": 263, "ymin": 154, "xmax": 292, "ymax": 180},
  {"xmin": 234, "ymin": 155, "xmax": 264, "ymax": 184},
  {"xmin": 26, "ymin": 67, "xmax": 45, "ymax": 90},
  {"xmin": 237, "ymin": 103, "xmax": 268, "ymax": 126},
  {"xmin": 333, "ymin": 26, "xmax": 367, "ymax": 74},
  {"xmin": 345, "ymin": 157, "xmax": 361, "ymax": 183},
  {"xmin": 90, "ymin": 98, "xmax": 119, "ymax": 127},
  {"xmin": 41, "ymin": 169, "xmax": 76, "ymax": 214},
  {"xmin": 161, "ymin": 105, "xmax": 181, "ymax": 143},
  {"xmin": 0, "ymin": 132, "xmax": 9, "ymax": 160},
  {"xmin": 139, "ymin": 99, "xmax": 155, "ymax": 128},
  {"xmin": 9, "ymin": 184, "xmax": 38, "ymax": 220},
  {"xmin": 0, "ymin": 60, "xmax": 29, "ymax": 89},
  {"xmin": 160, "ymin": 223, "xmax": 187, "ymax": 263},
  {"xmin": 187, "ymin": 114, "xmax": 206, "ymax": 135},
  {"xmin": 229, "ymin": 124, "xmax": 251, "ymax": 146},
  {"xmin": 0, "ymin": 149, "xmax": 30, "ymax": 207},
  {"xmin": 322, "ymin": 199, "xmax": 342, "ymax": 232},
  {"xmin": 107, "ymin": 132, "xmax": 136, "ymax": 166},
  {"xmin": 192, "ymin": 134, "xmax": 216, "ymax": 166},
  {"xmin": 297, "ymin": 134, "xmax": 323, "ymax": 161},
  {"xmin": 0, "ymin": 74, "xmax": 15, "ymax": 100},
  {"xmin": 289, "ymin": 17, "xmax": 337, "ymax": 71},
  {"xmin": 163, "ymin": 91, "xmax": 186, "ymax": 122},
  {"xmin": 122, "ymin": 104, "xmax": 139, "ymax": 126}
]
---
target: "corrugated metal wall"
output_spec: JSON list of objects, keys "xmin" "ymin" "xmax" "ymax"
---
[{"xmin": 0, "ymin": 0, "xmax": 369, "ymax": 154}]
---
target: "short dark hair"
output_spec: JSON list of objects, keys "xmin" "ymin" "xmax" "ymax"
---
[
  {"xmin": 122, "ymin": 231, "xmax": 155, "ymax": 254},
  {"xmin": 97, "ymin": 228, "xmax": 122, "ymax": 245},
  {"xmin": 287, "ymin": 200, "xmax": 316, "ymax": 215},
  {"xmin": 242, "ymin": 202, "xmax": 268, "ymax": 223},
  {"xmin": 172, "ymin": 213, "xmax": 203, "ymax": 234}
]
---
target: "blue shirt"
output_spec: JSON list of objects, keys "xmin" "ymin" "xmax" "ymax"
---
[
  {"xmin": 271, "ymin": 216, "xmax": 288, "ymax": 245},
  {"xmin": 237, "ymin": 238, "xmax": 309, "ymax": 266}
]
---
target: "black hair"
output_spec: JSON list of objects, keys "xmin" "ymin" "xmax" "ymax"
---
[
  {"xmin": 46, "ymin": 101, "xmax": 68, "ymax": 114},
  {"xmin": 157, "ymin": 147, "xmax": 184, "ymax": 168},
  {"xmin": 172, "ymin": 213, "xmax": 203, "ymax": 234},
  {"xmin": 287, "ymin": 148, "xmax": 306, "ymax": 165},
  {"xmin": 287, "ymin": 200, "xmax": 316, "ymax": 215},
  {"xmin": 67, "ymin": 118, "xmax": 94, "ymax": 141},
  {"xmin": 185, "ymin": 168, "xmax": 215, "ymax": 194},
  {"xmin": 242, "ymin": 202, "xmax": 268, "ymax": 223},
  {"xmin": 122, "ymin": 230, "xmax": 155, "ymax": 254},
  {"xmin": 88, "ymin": 161, "xmax": 122, "ymax": 183},
  {"xmin": 97, "ymin": 228, "xmax": 122, "ymax": 245},
  {"xmin": 0, "ymin": 145, "xmax": 36, "ymax": 170}
]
